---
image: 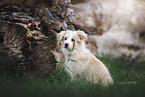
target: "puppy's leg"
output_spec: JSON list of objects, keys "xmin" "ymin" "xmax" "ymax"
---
[{"xmin": 65, "ymin": 67, "xmax": 75, "ymax": 81}]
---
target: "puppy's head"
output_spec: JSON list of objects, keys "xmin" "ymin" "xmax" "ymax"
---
[{"xmin": 57, "ymin": 30, "xmax": 87, "ymax": 51}]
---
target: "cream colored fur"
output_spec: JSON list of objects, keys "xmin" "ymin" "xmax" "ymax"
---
[{"xmin": 57, "ymin": 30, "xmax": 113, "ymax": 86}]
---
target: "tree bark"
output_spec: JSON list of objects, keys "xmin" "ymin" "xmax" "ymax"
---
[{"xmin": 0, "ymin": 0, "xmax": 69, "ymax": 77}]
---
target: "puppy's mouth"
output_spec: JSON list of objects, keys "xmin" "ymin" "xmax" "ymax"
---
[
  {"xmin": 64, "ymin": 45, "xmax": 74, "ymax": 52},
  {"xmin": 63, "ymin": 43, "xmax": 75, "ymax": 51},
  {"xmin": 64, "ymin": 43, "xmax": 71, "ymax": 50},
  {"xmin": 64, "ymin": 46, "xmax": 72, "ymax": 51}
]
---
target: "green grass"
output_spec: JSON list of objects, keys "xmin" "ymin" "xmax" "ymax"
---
[{"xmin": 0, "ymin": 56, "xmax": 145, "ymax": 97}]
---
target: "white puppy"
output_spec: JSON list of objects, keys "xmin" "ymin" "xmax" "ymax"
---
[{"xmin": 57, "ymin": 30, "xmax": 113, "ymax": 86}]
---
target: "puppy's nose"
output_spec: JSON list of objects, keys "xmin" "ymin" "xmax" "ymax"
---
[{"xmin": 65, "ymin": 43, "xmax": 69, "ymax": 48}]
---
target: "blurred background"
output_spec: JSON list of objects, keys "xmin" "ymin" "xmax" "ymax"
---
[{"xmin": 0, "ymin": 0, "xmax": 145, "ymax": 79}]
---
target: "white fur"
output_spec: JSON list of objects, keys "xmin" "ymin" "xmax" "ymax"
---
[{"xmin": 57, "ymin": 30, "xmax": 113, "ymax": 86}]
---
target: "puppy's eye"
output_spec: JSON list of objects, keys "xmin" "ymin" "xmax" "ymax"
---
[
  {"xmin": 71, "ymin": 39, "xmax": 75, "ymax": 42},
  {"xmin": 64, "ymin": 37, "xmax": 67, "ymax": 40}
]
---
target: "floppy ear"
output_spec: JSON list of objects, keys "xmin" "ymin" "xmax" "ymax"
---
[{"xmin": 77, "ymin": 31, "xmax": 87, "ymax": 40}]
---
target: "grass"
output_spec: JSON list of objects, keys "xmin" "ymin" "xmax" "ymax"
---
[{"xmin": 0, "ymin": 56, "xmax": 145, "ymax": 97}]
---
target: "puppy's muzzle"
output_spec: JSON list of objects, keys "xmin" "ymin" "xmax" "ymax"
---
[{"xmin": 64, "ymin": 43, "xmax": 69, "ymax": 48}]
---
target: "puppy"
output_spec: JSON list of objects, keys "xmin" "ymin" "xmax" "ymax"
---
[{"xmin": 57, "ymin": 30, "xmax": 113, "ymax": 86}]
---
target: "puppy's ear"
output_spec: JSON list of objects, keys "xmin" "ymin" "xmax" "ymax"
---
[
  {"xmin": 57, "ymin": 31, "xmax": 66, "ymax": 44},
  {"xmin": 77, "ymin": 31, "xmax": 87, "ymax": 40}
]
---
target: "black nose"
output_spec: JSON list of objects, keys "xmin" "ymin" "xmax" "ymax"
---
[{"xmin": 65, "ymin": 43, "xmax": 69, "ymax": 48}]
